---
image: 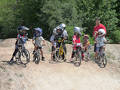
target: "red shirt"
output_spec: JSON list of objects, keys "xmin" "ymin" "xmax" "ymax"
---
[
  {"xmin": 73, "ymin": 35, "xmax": 81, "ymax": 50},
  {"xmin": 93, "ymin": 24, "xmax": 106, "ymax": 38}
]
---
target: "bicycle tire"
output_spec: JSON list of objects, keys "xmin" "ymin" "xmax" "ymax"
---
[
  {"xmin": 35, "ymin": 55, "xmax": 40, "ymax": 64},
  {"xmin": 74, "ymin": 51, "xmax": 82, "ymax": 67},
  {"xmin": 20, "ymin": 49, "xmax": 30, "ymax": 64},
  {"xmin": 84, "ymin": 52, "xmax": 90, "ymax": 62},
  {"xmin": 99, "ymin": 55, "xmax": 107, "ymax": 68},
  {"xmin": 15, "ymin": 51, "xmax": 22, "ymax": 65}
]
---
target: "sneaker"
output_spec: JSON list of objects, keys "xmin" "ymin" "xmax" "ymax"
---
[
  {"xmin": 32, "ymin": 51, "xmax": 35, "ymax": 54},
  {"xmin": 42, "ymin": 57, "xmax": 45, "ymax": 61},
  {"xmin": 69, "ymin": 58, "xmax": 73, "ymax": 63},
  {"xmin": 8, "ymin": 59, "xmax": 14, "ymax": 65}
]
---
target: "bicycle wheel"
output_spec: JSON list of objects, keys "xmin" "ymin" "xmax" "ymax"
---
[
  {"xmin": 99, "ymin": 54, "xmax": 107, "ymax": 68},
  {"xmin": 35, "ymin": 55, "xmax": 40, "ymax": 64},
  {"xmin": 62, "ymin": 52, "xmax": 66, "ymax": 62},
  {"xmin": 20, "ymin": 49, "xmax": 30, "ymax": 64},
  {"xmin": 74, "ymin": 51, "xmax": 82, "ymax": 67},
  {"xmin": 54, "ymin": 50, "xmax": 59, "ymax": 62},
  {"xmin": 84, "ymin": 52, "xmax": 90, "ymax": 62},
  {"xmin": 15, "ymin": 51, "xmax": 22, "ymax": 64}
]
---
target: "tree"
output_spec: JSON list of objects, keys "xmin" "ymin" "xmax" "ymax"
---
[
  {"xmin": 0, "ymin": 0, "xmax": 17, "ymax": 38},
  {"xmin": 76, "ymin": 0, "xmax": 118, "ymax": 36}
]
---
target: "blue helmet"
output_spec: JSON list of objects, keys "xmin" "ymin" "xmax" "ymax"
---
[
  {"xmin": 34, "ymin": 27, "xmax": 43, "ymax": 36},
  {"xmin": 17, "ymin": 26, "xmax": 29, "ymax": 35}
]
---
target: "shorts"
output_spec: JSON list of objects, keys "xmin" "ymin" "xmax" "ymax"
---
[
  {"xmin": 35, "ymin": 45, "xmax": 42, "ymax": 49},
  {"xmin": 96, "ymin": 47, "xmax": 102, "ymax": 53}
]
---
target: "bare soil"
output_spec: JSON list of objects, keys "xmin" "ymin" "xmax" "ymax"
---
[{"xmin": 0, "ymin": 38, "xmax": 120, "ymax": 90}]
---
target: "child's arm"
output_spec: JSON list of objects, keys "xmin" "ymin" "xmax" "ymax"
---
[
  {"xmin": 32, "ymin": 37, "xmax": 35, "ymax": 45},
  {"xmin": 41, "ymin": 37, "xmax": 46, "ymax": 46}
]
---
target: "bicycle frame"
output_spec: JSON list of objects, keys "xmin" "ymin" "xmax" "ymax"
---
[{"xmin": 57, "ymin": 39, "xmax": 64, "ymax": 56}]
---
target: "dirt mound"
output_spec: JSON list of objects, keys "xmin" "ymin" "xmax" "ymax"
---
[
  {"xmin": 0, "ymin": 38, "xmax": 120, "ymax": 90},
  {"xmin": 106, "ymin": 44, "xmax": 120, "ymax": 61}
]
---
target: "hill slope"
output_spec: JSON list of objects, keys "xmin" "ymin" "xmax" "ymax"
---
[{"xmin": 0, "ymin": 38, "xmax": 120, "ymax": 90}]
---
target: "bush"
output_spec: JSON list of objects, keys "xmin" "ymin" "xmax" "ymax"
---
[
  {"xmin": 111, "ymin": 30, "xmax": 120, "ymax": 43},
  {"xmin": 66, "ymin": 26, "xmax": 74, "ymax": 44}
]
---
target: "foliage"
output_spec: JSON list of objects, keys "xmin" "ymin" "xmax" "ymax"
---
[
  {"xmin": 0, "ymin": 0, "xmax": 17, "ymax": 38},
  {"xmin": 0, "ymin": 0, "xmax": 119, "ymax": 43},
  {"xmin": 110, "ymin": 29, "xmax": 120, "ymax": 43}
]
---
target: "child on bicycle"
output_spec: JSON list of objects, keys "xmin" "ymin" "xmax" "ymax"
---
[
  {"xmin": 9, "ymin": 26, "xmax": 29, "ymax": 64},
  {"xmin": 32, "ymin": 27, "xmax": 46, "ymax": 61},
  {"xmin": 82, "ymin": 34, "xmax": 90, "ymax": 60},
  {"xmin": 69, "ymin": 27, "xmax": 82, "ymax": 62},
  {"xmin": 50, "ymin": 25, "xmax": 68, "ymax": 61},
  {"xmin": 95, "ymin": 29, "xmax": 107, "ymax": 59}
]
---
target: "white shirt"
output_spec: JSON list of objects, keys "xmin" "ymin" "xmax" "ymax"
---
[
  {"xmin": 33, "ymin": 36, "xmax": 44, "ymax": 47},
  {"xmin": 96, "ymin": 36, "xmax": 106, "ymax": 47}
]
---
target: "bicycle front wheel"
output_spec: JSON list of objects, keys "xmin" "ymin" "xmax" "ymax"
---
[
  {"xmin": 20, "ymin": 49, "xmax": 30, "ymax": 64},
  {"xmin": 74, "ymin": 51, "xmax": 82, "ymax": 67},
  {"xmin": 99, "ymin": 55, "xmax": 107, "ymax": 68}
]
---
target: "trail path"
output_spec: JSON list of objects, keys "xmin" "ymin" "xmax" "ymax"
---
[{"xmin": 0, "ymin": 39, "xmax": 120, "ymax": 90}]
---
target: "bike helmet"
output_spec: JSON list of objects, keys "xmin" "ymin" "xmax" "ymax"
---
[
  {"xmin": 34, "ymin": 27, "xmax": 42, "ymax": 36},
  {"xmin": 74, "ymin": 27, "xmax": 82, "ymax": 36},
  {"xmin": 18, "ymin": 26, "xmax": 29, "ymax": 35},
  {"xmin": 60, "ymin": 23, "xmax": 66, "ymax": 30},
  {"xmin": 56, "ymin": 26, "xmax": 63, "ymax": 35},
  {"xmin": 98, "ymin": 29, "xmax": 105, "ymax": 36}
]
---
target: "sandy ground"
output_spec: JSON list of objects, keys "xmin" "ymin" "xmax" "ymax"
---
[{"xmin": 0, "ymin": 38, "xmax": 120, "ymax": 90}]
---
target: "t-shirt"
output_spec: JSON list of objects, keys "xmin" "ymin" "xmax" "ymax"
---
[
  {"xmin": 93, "ymin": 24, "xmax": 106, "ymax": 38},
  {"xmin": 33, "ymin": 36, "xmax": 44, "ymax": 47},
  {"xmin": 96, "ymin": 36, "xmax": 106, "ymax": 47},
  {"xmin": 73, "ymin": 35, "xmax": 81, "ymax": 44},
  {"xmin": 72, "ymin": 35, "xmax": 81, "ymax": 50},
  {"xmin": 50, "ymin": 30, "xmax": 68, "ymax": 42},
  {"xmin": 17, "ymin": 34, "xmax": 27, "ymax": 44}
]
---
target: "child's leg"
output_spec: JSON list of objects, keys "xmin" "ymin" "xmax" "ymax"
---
[
  {"xmin": 33, "ymin": 45, "xmax": 37, "ymax": 54},
  {"xmin": 51, "ymin": 46, "xmax": 55, "ymax": 60},
  {"xmin": 9, "ymin": 47, "xmax": 19, "ymax": 64},
  {"xmin": 40, "ymin": 48, "xmax": 43, "ymax": 57},
  {"xmin": 82, "ymin": 51, "xmax": 84, "ymax": 60},
  {"xmin": 40, "ymin": 48, "xmax": 45, "ymax": 61},
  {"xmin": 95, "ymin": 47, "xmax": 99, "ymax": 59},
  {"xmin": 69, "ymin": 50, "xmax": 75, "ymax": 61},
  {"xmin": 11, "ymin": 47, "xmax": 19, "ymax": 60}
]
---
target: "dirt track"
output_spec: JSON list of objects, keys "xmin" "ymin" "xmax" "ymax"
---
[{"xmin": 0, "ymin": 38, "xmax": 120, "ymax": 90}]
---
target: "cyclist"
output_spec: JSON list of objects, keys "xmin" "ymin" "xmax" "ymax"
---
[
  {"xmin": 69, "ymin": 27, "xmax": 82, "ymax": 62},
  {"xmin": 32, "ymin": 27, "xmax": 46, "ymax": 61},
  {"xmin": 95, "ymin": 29, "xmax": 107, "ymax": 59},
  {"xmin": 82, "ymin": 34, "xmax": 90, "ymax": 60},
  {"xmin": 50, "ymin": 24, "xmax": 68, "ymax": 60},
  {"xmin": 9, "ymin": 26, "xmax": 29, "ymax": 64}
]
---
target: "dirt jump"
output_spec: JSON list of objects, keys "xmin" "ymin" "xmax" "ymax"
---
[{"xmin": 0, "ymin": 38, "xmax": 120, "ymax": 90}]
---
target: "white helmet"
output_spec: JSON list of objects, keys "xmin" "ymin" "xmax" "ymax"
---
[
  {"xmin": 98, "ymin": 29, "xmax": 106, "ymax": 36},
  {"xmin": 53, "ymin": 26, "xmax": 62, "ymax": 35},
  {"xmin": 74, "ymin": 27, "xmax": 82, "ymax": 35},
  {"xmin": 60, "ymin": 23, "xmax": 66, "ymax": 29}
]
